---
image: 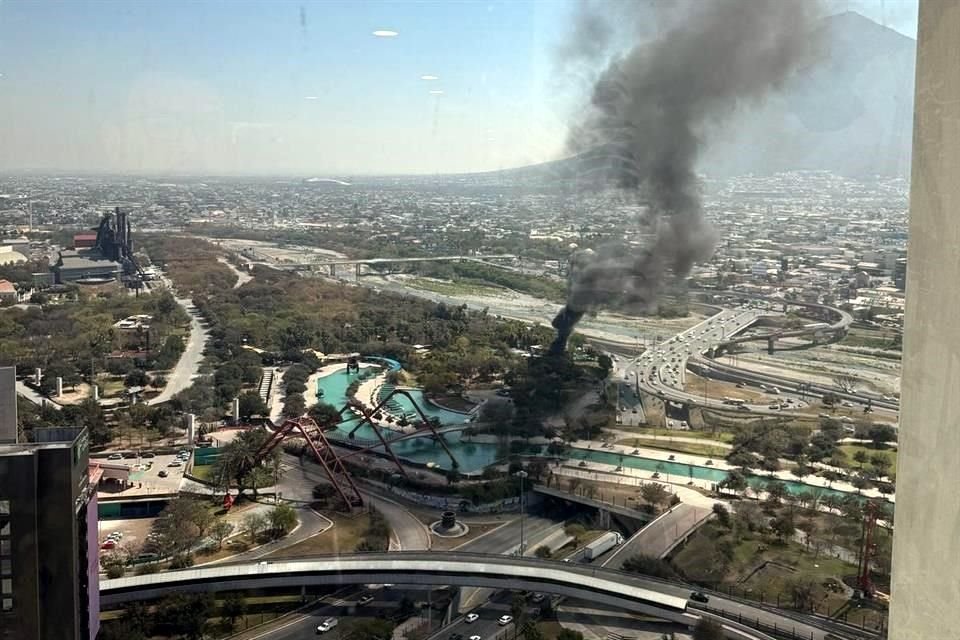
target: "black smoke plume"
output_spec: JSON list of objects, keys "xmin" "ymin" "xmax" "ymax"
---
[{"xmin": 549, "ymin": 0, "xmax": 819, "ymax": 354}]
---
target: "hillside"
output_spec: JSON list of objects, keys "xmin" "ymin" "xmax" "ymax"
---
[{"xmin": 472, "ymin": 11, "xmax": 916, "ymax": 184}]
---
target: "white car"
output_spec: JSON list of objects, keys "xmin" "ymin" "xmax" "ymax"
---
[
  {"xmin": 316, "ymin": 618, "xmax": 338, "ymax": 634},
  {"xmin": 470, "ymin": 636, "xmax": 481, "ymax": 640},
  {"xmin": 465, "ymin": 613, "xmax": 479, "ymax": 623},
  {"xmin": 498, "ymin": 615, "xmax": 513, "ymax": 626}
]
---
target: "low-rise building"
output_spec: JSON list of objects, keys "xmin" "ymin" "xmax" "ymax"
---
[
  {"xmin": 52, "ymin": 250, "xmax": 122, "ymax": 284},
  {"xmin": 0, "ymin": 281, "xmax": 16, "ymax": 304}
]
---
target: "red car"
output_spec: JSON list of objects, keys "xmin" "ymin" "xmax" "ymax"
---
[{"xmin": 100, "ymin": 540, "xmax": 116, "ymax": 550}]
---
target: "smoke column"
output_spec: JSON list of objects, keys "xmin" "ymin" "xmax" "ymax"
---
[{"xmin": 549, "ymin": 0, "xmax": 820, "ymax": 355}]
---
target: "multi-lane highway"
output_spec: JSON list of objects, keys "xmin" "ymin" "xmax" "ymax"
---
[
  {"xmin": 625, "ymin": 307, "xmax": 777, "ymax": 414},
  {"xmin": 621, "ymin": 305, "xmax": 899, "ymax": 420}
]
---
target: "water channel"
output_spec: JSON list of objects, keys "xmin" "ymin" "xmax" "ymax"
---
[{"xmin": 316, "ymin": 362, "xmax": 881, "ymax": 502}]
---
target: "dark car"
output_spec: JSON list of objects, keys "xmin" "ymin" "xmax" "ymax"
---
[
  {"xmin": 449, "ymin": 634, "xmax": 464, "ymax": 640},
  {"xmin": 690, "ymin": 591, "xmax": 710, "ymax": 604},
  {"xmin": 357, "ymin": 594, "xmax": 374, "ymax": 606}
]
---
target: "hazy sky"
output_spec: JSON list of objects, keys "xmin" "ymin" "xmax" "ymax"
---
[{"xmin": 0, "ymin": 0, "xmax": 918, "ymax": 176}]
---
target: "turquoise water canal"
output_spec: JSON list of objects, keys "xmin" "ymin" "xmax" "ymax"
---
[
  {"xmin": 316, "ymin": 362, "xmax": 495, "ymax": 471},
  {"xmin": 314, "ymin": 362, "xmax": 880, "ymax": 500}
]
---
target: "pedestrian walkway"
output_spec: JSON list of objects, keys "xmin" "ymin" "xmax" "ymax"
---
[{"xmin": 570, "ymin": 437, "xmax": 892, "ymax": 502}]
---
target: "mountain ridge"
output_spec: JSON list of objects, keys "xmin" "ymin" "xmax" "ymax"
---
[{"xmin": 471, "ymin": 10, "xmax": 916, "ymax": 184}]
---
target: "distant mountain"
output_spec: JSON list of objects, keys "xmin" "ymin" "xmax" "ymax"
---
[
  {"xmin": 482, "ymin": 11, "xmax": 915, "ymax": 183},
  {"xmin": 703, "ymin": 11, "xmax": 916, "ymax": 177}
]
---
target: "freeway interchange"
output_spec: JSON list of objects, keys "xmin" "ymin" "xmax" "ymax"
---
[{"xmin": 623, "ymin": 302, "xmax": 899, "ymax": 421}]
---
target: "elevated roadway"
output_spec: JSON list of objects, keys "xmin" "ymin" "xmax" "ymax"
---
[
  {"xmin": 99, "ymin": 552, "xmax": 857, "ymax": 640},
  {"xmin": 533, "ymin": 485, "xmax": 653, "ymax": 531},
  {"xmin": 101, "ymin": 552, "xmax": 688, "ymax": 620},
  {"xmin": 602, "ymin": 504, "xmax": 714, "ymax": 569},
  {"xmin": 625, "ymin": 297, "xmax": 898, "ymax": 418}
]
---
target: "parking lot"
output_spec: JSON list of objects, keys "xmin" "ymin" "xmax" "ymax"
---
[
  {"xmin": 95, "ymin": 452, "xmax": 191, "ymax": 497},
  {"xmin": 98, "ymin": 517, "xmax": 156, "ymax": 557}
]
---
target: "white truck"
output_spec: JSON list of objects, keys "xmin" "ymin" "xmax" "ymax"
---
[{"xmin": 583, "ymin": 531, "xmax": 624, "ymax": 561}]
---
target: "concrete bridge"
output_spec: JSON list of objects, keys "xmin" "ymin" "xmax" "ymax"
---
[
  {"xmin": 99, "ymin": 551, "xmax": 862, "ymax": 640},
  {"xmin": 533, "ymin": 485, "xmax": 654, "ymax": 532},
  {"xmin": 282, "ymin": 254, "xmax": 519, "ymax": 277}
]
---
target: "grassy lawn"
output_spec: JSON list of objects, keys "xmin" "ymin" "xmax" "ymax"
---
[
  {"xmin": 190, "ymin": 464, "xmax": 213, "ymax": 481},
  {"xmin": 615, "ymin": 437, "xmax": 728, "ymax": 458},
  {"xmin": 100, "ymin": 378, "xmax": 126, "ymax": 397},
  {"xmin": 537, "ymin": 620, "xmax": 566, "ymax": 640},
  {"xmin": 618, "ymin": 427, "xmax": 735, "ymax": 443},
  {"xmin": 671, "ymin": 520, "xmax": 888, "ymax": 628},
  {"xmin": 838, "ymin": 444, "xmax": 897, "ymax": 475},
  {"xmin": 265, "ymin": 513, "xmax": 370, "ymax": 558}
]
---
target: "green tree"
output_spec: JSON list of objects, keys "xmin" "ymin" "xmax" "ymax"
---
[
  {"xmin": 597, "ymin": 354, "xmax": 613, "ymax": 377},
  {"xmin": 534, "ymin": 545, "xmax": 553, "ymax": 559},
  {"xmin": 244, "ymin": 512, "xmax": 268, "ymax": 541},
  {"xmin": 308, "ymin": 402, "xmax": 342, "ymax": 426},
  {"xmin": 868, "ymin": 424, "xmax": 897, "ymax": 449},
  {"xmin": 870, "ymin": 453, "xmax": 892, "ymax": 478},
  {"xmin": 788, "ymin": 578, "xmax": 816, "ymax": 611},
  {"xmin": 522, "ymin": 620, "xmax": 543, "ymax": 640},
  {"xmin": 339, "ymin": 618, "xmax": 395, "ymax": 640},
  {"xmin": 712, "ymin": 503, "xmax": 731, "ymax": 528},
  {"xmin": 98, "ymin": 620, "xmax": 147, "ymax": 640},
  {"xmin": 798, "ymin": 519, "xmax": 818, "ymax": 552},
  {"xmin": 692, "ymin": 618, "xmax": 724, "ymax": 640},
  {"xmin": 124, "ymin": 368, "xmax": 150, "ymax": 388},
  {"xmin": 221, "ymin": 592, "xmax": 247, "ymax": 631},
  {"xmin": 212, "ymin": 428, "xmax": 275, "ymax": 498},
  {"xmin": 771, "ymin": 514, "xmax": 795, "ymax": 543},
  {"xmin": 764, "ymin": 480, "xmax": 787, "ymax": 505},
  {"xmin": 510, "ymin": 593, "xmax": 527, "ymax": 624},
  {"xmin": 853, "ymin": 449, "xmax": 869, "ymax": 469},
  {"xmin": 268, "ymin": 503, "xmax": 299, "ymax": 538},
  {"xmin": 282, "ymin": 392, "xmax": 306, "ymax": 417},
  {"xmin": 154, "ymin": 593, "xmax": 213, "ymax": 640},
  {"xmin": 557, "ymin": 630, "xmax": 584, "ymax": 640},
  {"xmin": 62, "ymin": 398, "xmax": 111, "ymax": 445},
  {"xmin": 398, "ymin": 596, "xmax": 416, "ymax": 619},
  {"xmin": 719, "ymin": 470, "xmax": 748, "ymax": 496},
  {"xmin": 154, "ymin": 498, "xmax": 212, "ymax": 557},
  {"xmin": 238, "ymin": 390, "xmax": 268, "ymax": 420},
  {"xmin": 210, "ymin": 520, "xmax": 234, "ymax": 550},
  {"xmin": 640, "ymin": 482, "xmax": 670, "ymax": 509}
]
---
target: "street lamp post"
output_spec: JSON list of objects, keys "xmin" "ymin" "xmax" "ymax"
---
[{"xmin": 515, "ymin": 470, "xmax": 528, "ymax": 556}]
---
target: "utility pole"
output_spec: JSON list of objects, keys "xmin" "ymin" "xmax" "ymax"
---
[{"xmin": 515, "ymin": 470, "xmax": 528, "ymax": 556}]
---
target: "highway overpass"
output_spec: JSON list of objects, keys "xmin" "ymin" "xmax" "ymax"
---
[
  {"xmin": 101, "ymin": 552, "xmax": 688, "ymax": 622},
  {"xmin": 623, "ymin": 295, "xmax": 897, "ymax": 418},
  {"xmin": 99, "ymin": 552, "xmax": 873, "ymax": 640},
  {"xmin": 533, "ymin": 485, "xmax": 653, "ymax": 531}
]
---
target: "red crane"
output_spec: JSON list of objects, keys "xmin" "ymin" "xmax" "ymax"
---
[{"xmin": 857, "ymin": 500, "xmax": 880, "ymax": 597}]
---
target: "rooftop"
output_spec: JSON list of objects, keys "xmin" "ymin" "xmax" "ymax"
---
[{"xmin": 57, "ymin": 249, "xmax": 121, "ymax": 271}]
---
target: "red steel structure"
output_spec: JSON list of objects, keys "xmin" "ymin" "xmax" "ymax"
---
[
  {"xmin": 254, "ymin": 416, "xmax": 364, "ymax": 509},
  {"xmin": 250, "ymin": 390, "xmax": 462, "ymax": 510},
  {"xmin": 857, "ymin": 500, "xmax": 881, "ymax": 597},
  {"xmin": 333, "ymin": 387, "xmax": 460, "ymax": 476}
]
